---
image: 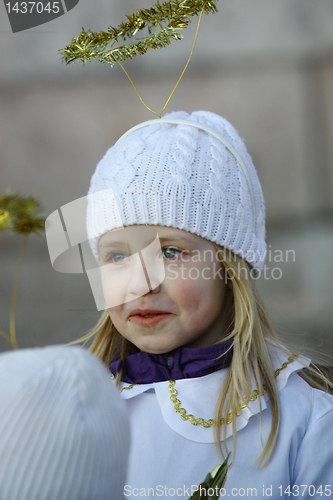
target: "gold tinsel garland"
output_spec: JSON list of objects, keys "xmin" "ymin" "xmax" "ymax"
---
[
  {"xmin": 0, "ymin": 191, "xmax": 45, "ymax": 236},
  {"xmin": 59, "ymin": 0, "xmax": 218, "ymax": 66},
  {"xmin": 0, "ymin": 191, "xmax": 45, "ymax": 350}
]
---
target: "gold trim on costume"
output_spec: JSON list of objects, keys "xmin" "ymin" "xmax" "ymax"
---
[{"xmin": 120, "ymin": 354, "xmax": 298, "ymax": 427}]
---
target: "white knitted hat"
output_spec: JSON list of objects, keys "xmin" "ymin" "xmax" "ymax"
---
[
  {"xmin": 87, "ymin": 110, "xmax": 266, "ymax": 273},
  {"xmin": 0, "ymin": 346, "xmax": 130, "ymax": 500}
]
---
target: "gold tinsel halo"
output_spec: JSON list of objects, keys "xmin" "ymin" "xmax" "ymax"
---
[
  {"xmin": 0, "ymin": 191, "xmax": 45, "ymax": 236},
  {"xmin": 59, "ymin": 0, "xmax": 218, "ymax": 66},
  {"xmin": 0, "ymin": 190, "xmax": 45, "ymax": 350}
]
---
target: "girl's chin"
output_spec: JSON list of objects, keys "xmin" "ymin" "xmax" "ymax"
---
[
  {"xmin": 136, "ymin": 344, "xmax": 177, "ymax": 355},
  {"xmin": 131, "ymin": 340, "xmax": 182, "ymax": 355}
]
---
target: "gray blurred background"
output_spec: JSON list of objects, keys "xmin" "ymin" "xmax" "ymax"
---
[{"xmin": 1, "ymin": 0, "xmax": 333, "ymax": 359}]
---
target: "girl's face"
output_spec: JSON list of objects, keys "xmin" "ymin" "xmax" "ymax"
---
[{"xmin": 98, "ymin": 225, "xmax": 233, "ymax": 354}]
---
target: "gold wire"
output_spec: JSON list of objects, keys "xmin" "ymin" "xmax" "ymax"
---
[
  {"xmin": 117, "ymin": 4, "xmax": 205, "ymax": 118},
  {"xmin": 159, "ymin": 5, "xmax": 205, "ymax": 117},
  {"xmin": 117, "ymin": 62, "xmax": 159, "ymax": 117},
  {"xmin": 0, "ymin": 328, "xmax": 11, "ymax": 344},
  {"xmin": 9, "ymin": 234, "xmax": 29, "ymax": 349}
]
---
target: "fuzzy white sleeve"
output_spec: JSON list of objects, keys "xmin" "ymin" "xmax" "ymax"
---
[{"xmin": 292, "ymin": 389, "xmax": 333, "ymax": 497}]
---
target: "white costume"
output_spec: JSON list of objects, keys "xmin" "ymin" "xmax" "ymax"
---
[{"xmin": 120, "ymin": 344, "xmax": 333, "ymax": 499}]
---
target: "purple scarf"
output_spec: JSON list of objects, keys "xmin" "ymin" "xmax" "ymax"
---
[{"xmin": 110, "ymin": 339, "xmax": 233, "ymax": 383}]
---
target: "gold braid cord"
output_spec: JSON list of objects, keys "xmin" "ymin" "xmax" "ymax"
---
[
  {"xmin": 168, "ymin": 354, "xmax": 298, "ymax": 427},
  {"xmin": 120, "ymin": 354, "xmax": 299, "ymax": 426},
  {"xmin": 59, "ymin": 0, "xmax": 218, "ymax": 66}
]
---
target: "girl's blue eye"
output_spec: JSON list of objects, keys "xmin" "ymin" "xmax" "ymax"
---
[
  {"xmin": 107, "ymin": 252, "xmax": 129, "ymax": 263},
  {"xmin": 105, "ymin": 247, "xmax": 182, "ymax": 263},
  {"xmin": 162, "ymin": 247, "xmax": 182, "ymax": 259}
]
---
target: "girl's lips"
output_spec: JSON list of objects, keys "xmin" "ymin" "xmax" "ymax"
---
[{"xmin": 129, "ymin": 313, "xmax": 172, "ymax": 327}]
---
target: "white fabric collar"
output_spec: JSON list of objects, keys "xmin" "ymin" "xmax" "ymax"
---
[{"xmin": 119, "ymin": 342, "xmax": 310, "ymax": 443}]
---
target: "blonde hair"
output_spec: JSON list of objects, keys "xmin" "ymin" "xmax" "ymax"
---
[
  {"xmin": 212, "ymin": 245, "xmax": 281, "ymax": 467},
  {"xmin": 72, "ymin": 244, "xmax": 332, "ymax": 467}
]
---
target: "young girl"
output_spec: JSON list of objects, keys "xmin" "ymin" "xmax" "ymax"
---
[{"xmin": 81, "ymin": 110, "xmax": 333, "ymax": 498}]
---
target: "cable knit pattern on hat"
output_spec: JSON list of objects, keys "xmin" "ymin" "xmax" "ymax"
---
[
  {"xmin": 164, "ymin": 124, "xmax": 198, "ymax": 228},
  {"xmin": 86, "ymin": 110, "xmax": 266, "ymax": 272}
]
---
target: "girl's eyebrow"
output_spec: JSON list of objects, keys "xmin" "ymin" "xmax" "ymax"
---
[
  {"xmin": 158, "ymin": 234, "xmax": 196, "ymax": 244},
  {"xmin": 99, "ymin": 232, "xmax": 197, "ymax": 248},
  {"xmin": 99, "ymin": 241, "xmax": 127, "ymax": 249}
]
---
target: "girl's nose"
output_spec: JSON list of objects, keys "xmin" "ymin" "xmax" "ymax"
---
[
  {"xmin": 127, "ymin": 243, "xmax": 165, "ymax": 297},
  {"xmin": 99, "ymin": 254, "xmax": 150, "ymax": 309},
  {"xmin": 140, "ymin": 236, "xmax": 165, "ymax": 290},
  {"xmin": 126, "ymin": 253, "xmax": 151, "ymax": 297}
]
